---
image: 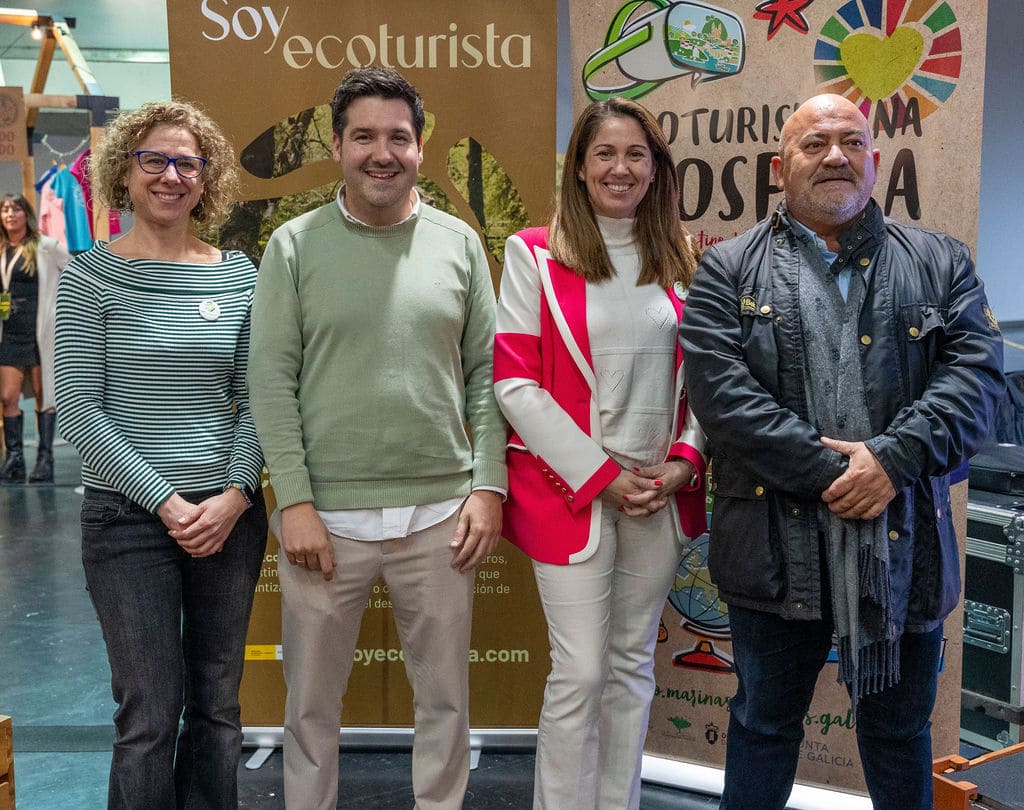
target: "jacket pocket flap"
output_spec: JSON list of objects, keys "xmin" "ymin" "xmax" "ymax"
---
[
  {"xmin": 712, "ymin": 460, "xmax": 767, "ymax": 500},
  {"xmin": 900, "ymin": 303, "xmax": 947, "ymax": 341}
]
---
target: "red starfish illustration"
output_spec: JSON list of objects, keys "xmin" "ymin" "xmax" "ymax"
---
[{"xmin": 753, "ymin": 0, "xmax": 814, "ymax": 40}]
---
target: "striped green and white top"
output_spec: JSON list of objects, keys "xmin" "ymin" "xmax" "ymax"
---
[{"xmin": 54, "ymin": 241, "xmax": 263, "ymax": 513}]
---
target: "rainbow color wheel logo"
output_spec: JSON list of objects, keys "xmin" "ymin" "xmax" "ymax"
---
[{"xmin": 813, "ymin": 0, "xmax": 962, "ymax": 122}]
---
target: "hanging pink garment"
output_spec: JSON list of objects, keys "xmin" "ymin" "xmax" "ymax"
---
[
  {"xmin": 70, "ymin": 150, "xmax": 121, "ymax": 238},
  {"xmin": 37, "ymin": 178, "xmax": 68, "ymax": 248}
]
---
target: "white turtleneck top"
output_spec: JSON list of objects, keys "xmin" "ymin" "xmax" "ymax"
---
[{"xmin": 586, "ymin": 215, "xmax": 677, "ymax": 467}]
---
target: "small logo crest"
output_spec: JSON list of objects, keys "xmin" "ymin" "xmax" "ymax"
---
[
  {"xmin": 983, "ymin": 305, "xmax": 1000, "ymax": 332},
  {"xmin": 739, "ymin": 295, "xmax": 757, "ymax": 314}
]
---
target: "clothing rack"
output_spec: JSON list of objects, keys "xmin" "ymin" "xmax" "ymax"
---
[
  {"xmin": 38, "ymin": 133, "xmax": 90, "ymax": 165},
  {"xmin": 0, "ymin": 9, "xmax": 118, "ymax": 240}
]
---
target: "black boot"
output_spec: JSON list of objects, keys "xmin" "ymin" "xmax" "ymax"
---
[
  {"xmin": 29, "ymin": 411, "xmax": 56, "ymax": 484},
  {"xmin": 0, "ymin": 412, "xmax": 25, "ymax": 484}
]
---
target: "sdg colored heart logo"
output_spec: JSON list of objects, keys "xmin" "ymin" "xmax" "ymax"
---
[{"xmin": 840, "ymin": 26, "xmax": 924, "ymax": 101}]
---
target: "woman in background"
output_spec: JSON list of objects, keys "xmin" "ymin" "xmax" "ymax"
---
[
  {"xmin": 54, "ymin": 101, "xmax": 266, "ymax": 810},
  {"xmin": 0, "ymin": 193, "xmax": 70, "ymax": 483},
  {"xmin": 494, "ymin": 97, "xmax": 708, "ymax": 810}
]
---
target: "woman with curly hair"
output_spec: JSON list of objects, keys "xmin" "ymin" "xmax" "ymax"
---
[
  {"xmin": 0, "ymin": 193, "xmax": 70, "ymax": 483},
  {"xmin": 54, "ymin": 100, "xmax": 266, "ymax": 810}
]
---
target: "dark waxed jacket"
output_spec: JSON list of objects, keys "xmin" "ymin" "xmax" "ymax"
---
[{"xmin": 679, "ymin": 202, "xmax": 1005, "ymax": 630}]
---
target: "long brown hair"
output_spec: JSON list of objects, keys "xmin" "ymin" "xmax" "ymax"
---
[
  {"xmin": 549, "ymin": 98, "xmax": 697, "ymax": 287},
  {"xmin": 0, "ymin": 194, "xmax": 40, "ymax": 275}
]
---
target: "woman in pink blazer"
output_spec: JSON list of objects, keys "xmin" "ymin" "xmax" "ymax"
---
[{"xmin": 494, "ymin": 98, "xmax": 707, "ymax": 809}]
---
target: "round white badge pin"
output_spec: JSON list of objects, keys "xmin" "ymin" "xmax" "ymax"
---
[{"xmin": 199, "ymin": 299, "xmax": 220, "ymax": 321}]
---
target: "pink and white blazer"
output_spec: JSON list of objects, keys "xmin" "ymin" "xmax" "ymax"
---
[{"xmin": 493, "ymin": 227, "xmax": 708, "ymax": 565}]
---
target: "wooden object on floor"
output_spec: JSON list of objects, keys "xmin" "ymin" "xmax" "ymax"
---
[
  {"xmin": 0, "ymin": 715, "xmax": 14, "ymax": 810},
  {"xmin": 933, "ymin": 742, "xmax": 1024, "ymax": 810}
]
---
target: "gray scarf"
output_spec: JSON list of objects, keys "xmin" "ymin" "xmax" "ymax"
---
[{"xmin": 793, "ymin": 209, "xmax": 900, "ymax": 709}]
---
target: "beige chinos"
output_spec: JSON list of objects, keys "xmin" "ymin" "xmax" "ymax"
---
[{"xmin": 278, "ymin": 510, "xmax": 474, "ymax": 810}]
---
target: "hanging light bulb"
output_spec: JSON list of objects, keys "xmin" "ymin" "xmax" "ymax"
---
[{"xmin": 30, "ymin": 23, "xmax": 44, "ymax": 40}]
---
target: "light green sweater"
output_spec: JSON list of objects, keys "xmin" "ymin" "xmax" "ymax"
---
[{"xmin": 249, "ymin": 201, "xmax": 507, "ymax": 511}]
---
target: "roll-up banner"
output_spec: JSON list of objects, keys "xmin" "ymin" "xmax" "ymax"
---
[
  {"xmin": 167, "ymin": 0, "xmax": 558, "ymax": 731},
  {"xmin": 570, "ymin": 0, "xmax": 986, "ymax": 796}
]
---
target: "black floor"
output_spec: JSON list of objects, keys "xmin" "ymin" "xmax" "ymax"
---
[
  {"xmin": 232, "ymin": 749, "xmax": 713, "ymax": 809},
  {"xmin": 2, "ymin": 401, "xmax": 1023, "ymax": 809}
]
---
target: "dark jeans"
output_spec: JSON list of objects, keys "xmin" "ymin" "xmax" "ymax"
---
[
  {"xmin": 721, "ymin": 604, "xmax": 943, "ymax": 810},
  {"xmin": 81, "ymin": 486, "xmax": 267, "ymax": 810}
]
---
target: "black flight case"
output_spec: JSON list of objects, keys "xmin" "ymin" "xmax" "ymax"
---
[{"xmin": 961, "ymin": 445, "xmax": 1024, "ymax": 750}]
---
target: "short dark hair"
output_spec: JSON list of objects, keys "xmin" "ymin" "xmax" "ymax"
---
[{"xmin": 330, "ymin": 67, "xmax": 425, "ymax": 140}]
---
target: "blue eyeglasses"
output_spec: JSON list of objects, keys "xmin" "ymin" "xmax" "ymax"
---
[{"xmin": 133, "ymin": 150, "xmax": 208, "ymax": 178}]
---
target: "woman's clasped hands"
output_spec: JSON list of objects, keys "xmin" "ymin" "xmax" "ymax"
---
[
  {"xmin": 599, "ymin": 458, "xmax": 696, "ymax": 517},
  {"xmin": 157, "ymin": 489, "xmax": 251, "ymax": 558}
]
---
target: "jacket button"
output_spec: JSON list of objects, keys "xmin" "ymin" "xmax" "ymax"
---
[
  {"xmin": 908, "ymin": 326, "xmax": 920, "ymax": 337},
  {"xmin": 858, "ymin": 257, "xmax": 870, "ymax": 266},
  {"xmin": 888, "ymin": 530, "xmax": 899, "ymax": 541},
  {"xmin": 860, "ymin": 335, "xmax": 872, "ymax": 346},
  {"xmin": 567, "ymin": 495, "xmax": 575, "ymax": 503},
  {"xmin": 794, "ymin": 602, "xmax": 804, "ymax": 610},
  {"xmin": 759, "ymin": 305, "xmax": 772, "ymax": 315},
  {"xmin": 754, "ymin": 485, "xmax": 765, "ymax": 496},
  {"xmin": 791, "ymin": 507, "xmax": 800, "ymax": 516}
]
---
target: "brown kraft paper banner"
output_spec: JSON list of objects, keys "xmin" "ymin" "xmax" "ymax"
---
[{"xmin": 167, "ymin": 0, "xmax": 560, "ymax": 729}]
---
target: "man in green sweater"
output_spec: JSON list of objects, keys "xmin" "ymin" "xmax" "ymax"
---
[{"xmin": 249, "ymin": 67, "xmax": 507, "ymax": 810}]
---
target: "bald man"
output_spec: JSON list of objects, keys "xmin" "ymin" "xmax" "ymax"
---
[{"xmin": 679, "ymin": 94, "xmax": 1004, "ymax": 809}]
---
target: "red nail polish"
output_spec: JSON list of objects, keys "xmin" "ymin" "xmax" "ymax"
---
[
  {"xmin": 654, "ymin": 480, "xmax": 663, "ymax": 487},
  {"xmin": 632, "ymin": 467, "xmax": 640, "ymax": 472}
]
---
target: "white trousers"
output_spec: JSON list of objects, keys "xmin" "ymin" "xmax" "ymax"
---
[
  {"xmin": 532, "ymin": 504, "xmax": 686, "ymax": 810},
  {"xmin": 277, "ymin": 510, "xmax": 474, "ymax": 810}
]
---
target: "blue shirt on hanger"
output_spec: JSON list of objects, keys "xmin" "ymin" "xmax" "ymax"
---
[{"xmin": 50, "ymin": 167, "xmax": 93, "ymax": 252}]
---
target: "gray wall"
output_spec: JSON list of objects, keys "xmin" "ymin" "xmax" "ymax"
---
[{"xmin": 977, "ymin": 0, "xmax": 1023, "ymax": 323}]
